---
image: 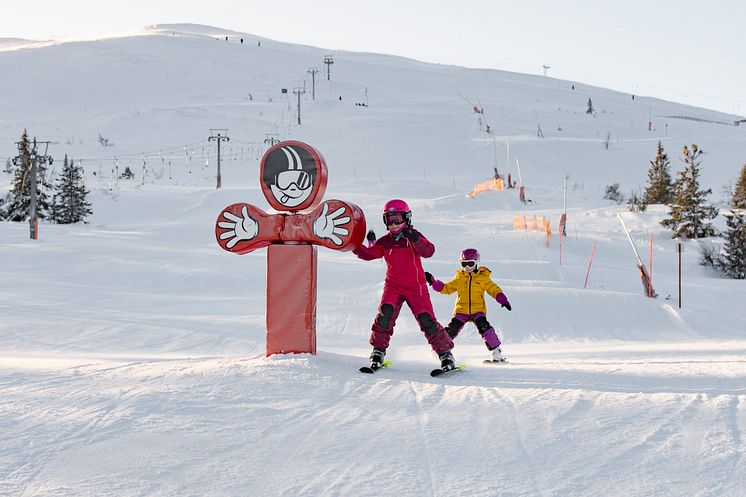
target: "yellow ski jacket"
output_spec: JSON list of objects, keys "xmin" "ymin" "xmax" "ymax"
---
[{"xmin": 437, "ymin": 267, "xmax": 504, "ymax": 315}]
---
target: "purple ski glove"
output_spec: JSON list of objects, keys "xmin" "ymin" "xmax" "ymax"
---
[
  {"xmin": 424, "ymin": 272, "xmax": 444, "ymax": 291},
  {"xmin": 496, "ymin": 292, "xmax": 512, "ymax": 311}
]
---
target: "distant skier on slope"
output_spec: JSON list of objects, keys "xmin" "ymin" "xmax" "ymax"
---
[
  {"xmin": 425, "ymin": 248, "xmax": 511, "ymax": 363},
  {"xmin": 353, "ymin": 199, "xmax": 456, "ymax": 372}
]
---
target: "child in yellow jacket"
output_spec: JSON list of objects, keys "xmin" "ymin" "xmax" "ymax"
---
[{"xmin": 425, "ymin": 248, "xmax": 511, "ymax": 363}]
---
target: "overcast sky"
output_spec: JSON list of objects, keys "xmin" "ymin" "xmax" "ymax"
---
[{"xmin": 3, "ymin": 0, "xmax": 745, "ymax": 115}]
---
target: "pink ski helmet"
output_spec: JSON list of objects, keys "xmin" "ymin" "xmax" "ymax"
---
[
  {"xmin": 459, "ymin": 248, "xmax": 480, "ymax": 271},
  {"xmin": 382, "ymin": 199, "xmax": 412, "ymax": 226}
]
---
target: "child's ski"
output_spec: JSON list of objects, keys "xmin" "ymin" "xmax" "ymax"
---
[
  {"xmin": 359, "ymin": 360, "xmax": 392, "ymax": 374},
  {"xmin": 483, "ymin": 359, "xmax": 508, "ymax": 365},
  {"xmin": 430, "ymin": 364, "xmax": 466, "ymax": 377}
]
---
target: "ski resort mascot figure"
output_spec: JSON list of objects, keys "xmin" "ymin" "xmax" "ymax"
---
[
  {"xmin": 353, "ymin": 199, "xmax": 456, "ymax": 371},
  {"xmin": 215, "ymin": 141, "xmax": 366, "ymax": 356},
  {"xmin": 425, "ymin": 248, "xmax": 512, "ymax": 363}
]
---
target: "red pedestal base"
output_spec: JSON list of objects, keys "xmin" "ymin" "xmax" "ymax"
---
[{"xmin": 266, "ymin": 244, "xmax": 317, "ymax": 355}]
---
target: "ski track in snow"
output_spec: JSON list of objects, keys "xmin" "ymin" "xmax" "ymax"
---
[{"xmin": 2, "ymin": 352, "xmax": 746, "ymax": 496}]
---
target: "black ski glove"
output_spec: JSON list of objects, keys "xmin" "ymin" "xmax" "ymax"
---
[
  {"xmin": 425, "ymin": 272, "xmax": 433, "ymax": 284},
  {"xmin": 502, "ymin": 302, "xmax": 512, "ymax": 311},
  {"xmin": 366, "ymin": 230, "xmax": 377, "ymax": 243},
  {"xmin": 402, "ymin": 227, "xmax": 420, "ymax": 242}
]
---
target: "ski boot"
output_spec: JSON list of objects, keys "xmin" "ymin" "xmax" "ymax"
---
[
  {"xmin": 369, "ymin": 348, "xmax": 386, "ymax": 370},
  {"xmin": 484, "ymin": 347, "xmax": 507, "ymax": 364},
  {"xmin": 438, "ymin": 350, "xmax": 456, "ymax": 371}
]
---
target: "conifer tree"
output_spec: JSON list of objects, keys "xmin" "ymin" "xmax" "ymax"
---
[
  {"xmin": 643, "ymin": 141, "xmax": 674, "ymax": 205},
  {"xmin": 718, "ymin": 210, "xmax": 746, "ymax": 279},
  {"xmin": 4, "ymin": 130, "xmax": 51, "ymax": 222},
  {"xmin": 733, "ymin": 163, "xmax": 746, "ymax": 209},
  {"xmin": 661, "ymin": 144, "xmax": 718, "ymax": 238},
  {"xmin": 52, "ymin": 155, "xmax": 92, "ymax": 224},
  {"xmin": 586, "ymin": 98, "xmax": 594, "ymax": 115}
]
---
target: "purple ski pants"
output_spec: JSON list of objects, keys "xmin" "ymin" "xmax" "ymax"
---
[{"xmin": 444, "ymin": 312, "xmax": 501, "ymax": 350}]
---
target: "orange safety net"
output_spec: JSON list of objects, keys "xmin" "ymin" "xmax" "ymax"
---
[
  {"xmin": 512, "ymin": 215, "xmax": 552, "ymax": 239},
  {"xmin": 512, "ymin": 215, "xmax": 527, "ymax": 230},
  {"xmin": 467, "ymin": 178, "xmax": 504, "ymax": 197}
]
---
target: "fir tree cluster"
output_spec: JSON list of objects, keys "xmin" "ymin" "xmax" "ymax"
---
[
  {"xmin": 1, "ymin": 130, "xmax": 92, "ymax": 224},
  {"xmin": 640, "ymin": 141, "xmax": 745, "ymax": 279}
]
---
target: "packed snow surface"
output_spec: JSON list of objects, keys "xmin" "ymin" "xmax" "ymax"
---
[{"xmin": 1, "ymin": 24, "xmax": 745, "ymax": 497}]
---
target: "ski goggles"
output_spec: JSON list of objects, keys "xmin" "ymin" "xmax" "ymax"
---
[
  {"xmin": 384, "ymin": 212, "xmax": 407, "ymax": 226},
  {"xmin": 460, "ymin": 260, "xmax": 477, "ymax": 268},
  {"xmin": 276, "ymin": 170, "xmax": 311, "ymax": 190}
]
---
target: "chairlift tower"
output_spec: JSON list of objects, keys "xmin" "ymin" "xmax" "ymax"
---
[
  {"xmin": 307, "ymin": 67, "xmax": 320, "ymax": 100},
  {"xmin": 542, "ymin": 65, "xmax": 551, "ymax": 77},
  {"xmin": 293, "ymin": 87, "xmax": 306, "ymax": 125},
  {"xmin": 323, "ymin": 55, "xmax": 334, "ymax": 81},
  {"xmin": 208, "ymin": 128, "xmax": 230, "ymax": 189},
  {"xmin": 13, "ymin": 137, "xmax": 53, "ymax": 240}
]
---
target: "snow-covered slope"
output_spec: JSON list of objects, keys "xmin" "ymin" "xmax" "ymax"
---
[{"xmin": 1, "ymin": 24, "xmax": 745, "ymax": 497}]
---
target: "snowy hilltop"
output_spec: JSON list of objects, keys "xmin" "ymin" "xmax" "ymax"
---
[{"xmin": 1, "ymin": 23, "xmax": 745, "ymax": 497}]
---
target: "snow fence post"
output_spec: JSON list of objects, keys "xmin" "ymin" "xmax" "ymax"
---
[{"xmin": 584, "ymin": 241, "xmax": 597, "ymax": 289}]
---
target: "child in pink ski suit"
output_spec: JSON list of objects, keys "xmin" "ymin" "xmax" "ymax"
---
[
  {"xmin": 353, "ymin": 199, "xmax": 455, "ymax": 370},
  {"xmin": 425, "ymin": 248, "xmax": 511, "ymax": 363}
]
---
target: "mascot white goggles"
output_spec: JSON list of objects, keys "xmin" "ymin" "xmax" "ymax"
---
[{"xmin": 276, "ymin": 170, "xmax": 311, "ymax": 190}]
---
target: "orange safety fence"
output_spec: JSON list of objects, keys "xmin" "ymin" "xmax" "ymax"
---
[
  {"xmin": 513, "ymin": 214, "xmax": 552, "ymax": 239},
  {"xmin": 467, "ymin": 178, "xmax": 504, "ymax": 197},
  {"xmin": 512, "ymin": 215, "xmax": 527, "ymax": 230}
]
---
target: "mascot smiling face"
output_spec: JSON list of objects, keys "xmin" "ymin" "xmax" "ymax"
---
[
  {"xmin": 259, "ymin": 141, "xmax": 328, "ymax": 212},
  {"xmin": 264, "ymin": 145, "xmax": 317, "ymax": 208}
]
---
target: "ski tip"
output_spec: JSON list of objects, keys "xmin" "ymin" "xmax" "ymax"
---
[{"xmin": 430, "ymin": 364, "xmax": 466, "ymax": 377}]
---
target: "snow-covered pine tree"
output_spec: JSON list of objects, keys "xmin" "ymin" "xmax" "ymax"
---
[
  {"xmin": 661, "ymin": 144, "xmax": 718, "ymax": 238},
  {"xmin": 732, "ymin": 163, "xmax": 746, "ymax": 209},
  {"xmin": 643, "ymin": 141, "xmax": 674, "ymax": 205},
  {"xmin": 4, "ymin": 130, "xmax": 51, "ymax": 222},
  {"xmin": 52, "ymin": 155, "xmax": 92, "ymax": 224},
  {"xmin": 718, "ymin": 210, "xmax": 746, "ymax": 279}
]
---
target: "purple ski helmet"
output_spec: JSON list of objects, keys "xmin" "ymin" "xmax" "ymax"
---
[{"xmin": 459, "ymin": 248, "xmax": 480, "ymax": 271}]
